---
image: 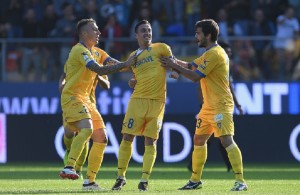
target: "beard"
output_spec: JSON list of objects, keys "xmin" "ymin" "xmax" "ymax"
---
[{"xmin": 198, "ymin": 39, "xmax": 207, "ymax": 48}]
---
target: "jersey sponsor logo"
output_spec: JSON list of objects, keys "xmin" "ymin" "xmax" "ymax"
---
[{"xmin": 134, "ymin": 56, "xmax": 154, "ymax": 68}]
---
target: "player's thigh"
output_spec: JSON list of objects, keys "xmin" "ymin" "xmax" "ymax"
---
[
  {"xmin": 89, "ymin": 105, "xmax": 106, "ymax": 130},
  {"xmin": 143, "ymin": 100, "xmax": 165, "ymax": 139},
  {"xmin": 122, "ymin": 98, "xmax": 147, "ymax": 135},
  {"xmin": 212, "ymin": 113, "xmax": 234, "ymax": 137},
  {"xmin": 195, "ymin": 116, "xmax": 214, "ymax": 136},
  {"xmin": 62, "ymin": 101, "xmax": 92, "ymax": 124}
]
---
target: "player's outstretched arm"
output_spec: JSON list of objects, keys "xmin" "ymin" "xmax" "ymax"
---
[
  {"xmin": 87, "ymin": 55, "xmax": 136, "ymax": 75},
  {"xmin": 160, "ymin": 57, "xmax": 202, "ymax": 82}
]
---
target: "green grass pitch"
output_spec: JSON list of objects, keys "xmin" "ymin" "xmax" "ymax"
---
[{"xmin": 0, "ymin": 162, "xmax": 299, "ymax": 194}]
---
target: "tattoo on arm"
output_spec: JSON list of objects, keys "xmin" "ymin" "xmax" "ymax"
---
[
  {"xmin": 187, "ymin": 63, "xmax": 193, "ymax": 70},
  {"xmin": 104, "ymin": 58, "xmax": 120, "ymax": 66},
  {"xmin": 87, "ymin": 61, "xmax": 127, "ymax": 75}
]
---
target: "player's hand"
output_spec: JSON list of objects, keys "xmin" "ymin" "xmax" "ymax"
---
[
  {"xmin": 125, "ymin": 55, "xmax": 137, "ymax": 67},
  {"xmin": 169, "ymin": 70, "xmax": 180, "ymax": 79},
  {"xmin": 128, "ymin": 78, "xmax": 137, "ymax": 88},
  {"xmin": 98, "ymin": 75, "xmax": 110, "ymax": 90},
  {"xmin": 237, "ymin": 106, "xmax": 244, "ymax": 115},
  {"xmin": 160, "ymin": 56, "xmax": 175, "ymax": 69}
]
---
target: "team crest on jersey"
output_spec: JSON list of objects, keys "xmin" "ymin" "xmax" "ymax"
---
[{"xmin": 94, "ymin": 51, "xmax": 99, "ymax": 57}]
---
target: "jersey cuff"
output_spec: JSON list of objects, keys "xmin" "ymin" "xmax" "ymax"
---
[
  {"xmin": 103, "ymin": 57, "xmax": 112, "ymax": 65},
  {"xmin": 191, "ymin": 62, "xmax": 198, "ymax": 68},
  {"xmin": 86, "ymin": 59, "xmax": 95, "ymax": 68},
  {"xmin": 195, "ymin": 69, "xmax": 206, "ymax": 77}
]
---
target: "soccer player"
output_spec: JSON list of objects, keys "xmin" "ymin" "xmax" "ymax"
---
[
  {"xmin": 59, "ymin": 72, "xmax": 110, "ymax": 179},
  {"xmin": 59, "ymin": 18, "xmax": 136, "ymax": 190},
  {"xmin": 160, "ymin": 19, "xmax": 248, "ymax": 191},
  {"xmin": 111, "ymin": 20, "xmax": 178, "ymax": 192},
  {"xmin": 187, "ymin": 40, "xmax": 244, "ymax": 173}
]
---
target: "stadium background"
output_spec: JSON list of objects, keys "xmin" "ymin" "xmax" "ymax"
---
[{"xmin": 0, "ymin": 0, "xmax": 300, "ymax": 164}]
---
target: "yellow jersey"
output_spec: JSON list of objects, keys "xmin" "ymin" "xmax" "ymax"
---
[
  {"xmin": 192, "ymin": 44, "xmax": 234, "ymax": 114},
  {"xmin": 61, "ymin": 43, "xmax": 110, "ymax": 105},
  {"xmin": 130, "ymin": 43, "xmax": 172, "ymax": 102}
]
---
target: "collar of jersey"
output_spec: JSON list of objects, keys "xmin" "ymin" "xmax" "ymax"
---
[
  {"xmin": 79, "ymin": 41, "xmax": 92, "ymax": 54},
  {"xmin": 206, "ymin": 43, "xmax": 218, "ymax": 51}
]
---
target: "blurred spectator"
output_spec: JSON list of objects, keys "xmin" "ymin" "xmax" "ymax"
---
[
  {"xmin": 273, "ymin": 6, "xmax": 299, "ymax": 80},
  {"xmin": 232, "ymin": 40, "xmax": 259, "ymax": 81},
  {"xmin": 80, "ymin": 0, "xmax": 101, "ymax": 24},
  {"xmin": 248, "ymin": 8, "xmax": 275, "ymax": 80},
  {"xmin": 40, "ymin": 3, "xmax": 59, "ymax": 81},
  {"xmin": 0, "ymin": 22, "xmax": 14, "ymax": 38},
  {"xmin": 101, "ymin": 14, "xmax": 124, "ymax": 60},
  {"xmin": 201, "ymin": 0, "xmax": 231, "ymax": 19},
  {"xmin": 151, "ymin": 0, "xmax": 173, "ymax": 24},
  {"xmin": 289, "ymin": 0, "xmax": 300, "ymax": 20},
  {"xmin": 40, "ymin": 3, "xmax": 58, "ymax": 37},
  {"xmin": 50, "ymin": 2, "xmax": 77, "ymax": 73},
  {"xmin": 185, "ymin": 0, "xmax": 201, "ymax": 36},
  {"xmin": 226, "ymin": 0, "xmax": 251, "ymax": 36},
  {"xmin": 130, "ymin": 6, "xmax": 161, "ymax": 41},
  {"xmin": 97, "ymin": 0, "xmax": 131, "ymax": 31},
  {"xmin": 4, "ymin": 0, "xmax": 23, "ymax": 37},
  {"xmin": 52, "ymin": 0, "xmax": 84, "ymax": 17},
  {"xmin": 216, "ymin": 8, "xmax": 243, "ymax": 42},
  {"xmin": 250, "ymin": 0, "xmax": 288, "ymax": 24},
  {"xmin": 23, "ymin": 0, "xmax": 45, "ymax": 22},
  {"xmin": 20, "ymin": 8, "xmax": 43, "ymax": 81}
]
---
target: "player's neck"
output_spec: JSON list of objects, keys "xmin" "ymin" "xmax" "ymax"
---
[
  {"xmin": 79, "ymin": 40, "xmax": 93, "ymax": 50},
  {"xmin": 139, "ymin": 42, "xmax": 151, "ymax": 50},
  {"xmin": 205, "ymin": 42, "xmax": 217, "ymax": 50}
]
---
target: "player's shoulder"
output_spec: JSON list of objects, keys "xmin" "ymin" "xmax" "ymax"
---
[
  {"xmin": 93, "ymin": 46, "xmax": 105, "ymax": 54},
  {"xmin": 152, "ymin": 42, "xmax": 170, "ymax": 48},
  {"xmin": 71, "ymin": 43, "xmax": 88, "ymax": 54}
]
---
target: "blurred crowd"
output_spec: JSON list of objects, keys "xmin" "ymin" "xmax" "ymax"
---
[{"xmin": 1, "ymin": 0, "xmax": 300, "ymax": 82}]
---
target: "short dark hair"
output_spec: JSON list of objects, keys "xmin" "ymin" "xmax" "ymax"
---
[
  {"xmin": 195, "ymin": 19, "xmax": 219, "ymax": 42},
  {"xmin": 77, "ymin": 18, "xmax": 96, "ymax": 34},
  {"xmin": 134, "ymin": 20, "xmax": 150, "ymax": 33}
]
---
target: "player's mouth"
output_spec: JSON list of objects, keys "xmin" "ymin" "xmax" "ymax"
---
[{"xmin": 144, "ymin": 35, "xmax": 151, "ymax": 40}]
